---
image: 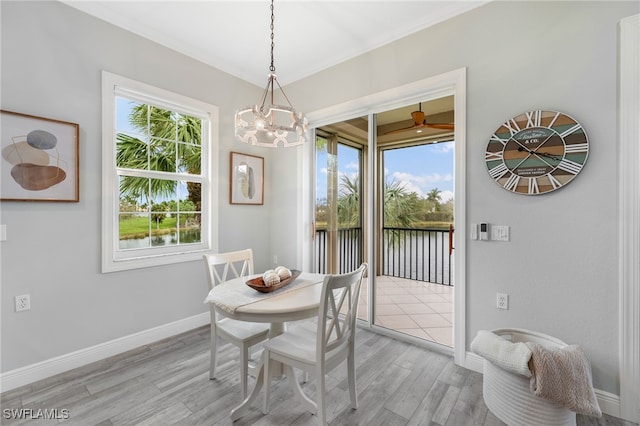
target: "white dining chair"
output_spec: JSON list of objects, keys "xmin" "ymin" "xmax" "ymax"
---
[
  {"xmin": 262, "ymin": 263, "xmax": 368, "ymax": 425},
  {"xmin": 203, "ymin": 249, "xmax": 270, "ymax": 398}
]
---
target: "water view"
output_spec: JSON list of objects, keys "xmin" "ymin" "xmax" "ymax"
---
[{"xmin": 119, "ymin": 227, "xmax": 201, "ymax": 250}]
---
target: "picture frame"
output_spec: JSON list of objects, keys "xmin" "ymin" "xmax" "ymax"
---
[
  {"xmin": 230, "ymin": 151, "xmax": 264, "ymax": 205},
  {"xmin": 1, "ymin": 110, "xmax": 79, "ymax": 202}
]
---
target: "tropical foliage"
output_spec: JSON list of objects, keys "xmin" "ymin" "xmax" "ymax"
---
[
  {"xmin": 117, "ymin": 103, "xmax": 202, "ymax": 205},
  {"xmin": 317, "ymin": 174, "xmax": 452, "ymax": 230},
  {"xmin": 116, "ymin": 101, "xmax": 203, "ymax": 243}
]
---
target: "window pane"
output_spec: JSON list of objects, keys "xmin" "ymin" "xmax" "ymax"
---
[
  {"xmin": 116, "ymin": 98, "xmax": 146, "ymax": 140},
  {"xmin": 177, "ymin": 114, "xmax": 201, "ymax": 144},
  {"xmin": 119, "ymin": 176, "xmax": 149, "ymax": 204},
  {"xmin": 147, "ymin": 106, "xmax": 176, "ymax": 138},
  {"xmin": 177, "ymin": 140, "xmax": 201, "ymax": 174},
  {"xmin": 116, "ymin": 134, "xmax": 148, "ymax": 169},
  {"xmin": 149, "ymin": 137, "xmax": 177, "ymax": 172},
  {"xmin": 177, "ymin": 113, "xmax": 202, "ymax": 174},
  {"xmin": 178, "ymin": 181, "xmax": 201, "ymax": 244},
  {"xmin": 119, "ymin": 213, "xmax": 151, "ymax": 250},
  {"xmin": 119, "ymin": 177, "xmax": 150, "ymax": 249}
]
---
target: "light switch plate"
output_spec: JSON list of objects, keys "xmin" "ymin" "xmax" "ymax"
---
[
  {"xmin": 0, "ymin": 224, "xmax": 6, "ymax": 241},
  {"xmin": 491, "ymin": 225, "xmax": 509, "ymax": 242}
]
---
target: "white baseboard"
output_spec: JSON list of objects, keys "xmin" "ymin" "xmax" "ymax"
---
[
  {"xmin": 464, "ymin": 351, "xmax": 484, "ymax": 374},
  {"xmin": 0, "ymin": 312, "xmax": 209, "ymax": 393},
  {"xmin": 594, "ymin": 389, "xmax": 622, "ymax": 419},
  {"xmin": 463, "ymin": 351, "xmax": 622, "ymax": 419}
]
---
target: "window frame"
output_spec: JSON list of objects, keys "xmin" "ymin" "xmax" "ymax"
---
[{"xmin": 101, "ymin": 71, "xmax": 218, "ymax": 273}]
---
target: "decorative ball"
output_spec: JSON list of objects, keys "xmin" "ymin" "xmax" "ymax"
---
[
  {"xmin": 262, "ymin": 270, "xmax": 280, "ymax": 287},
  {"xmin": 275, "ymin": 266, "xmax": 292, "ymax": 280}
]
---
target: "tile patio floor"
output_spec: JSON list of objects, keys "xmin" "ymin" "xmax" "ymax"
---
[{"xmin": 357, "ymin": 275, "xmax": 454, "ymax": 347}]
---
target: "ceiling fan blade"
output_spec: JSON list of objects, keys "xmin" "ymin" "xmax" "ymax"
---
[
  {"xmin": 384, "ymin": 125, "xmax": 421, "ymax": 135},
  {"xmin": 425, "ymin": 123, "xmax": 455, "ymax": 130}
]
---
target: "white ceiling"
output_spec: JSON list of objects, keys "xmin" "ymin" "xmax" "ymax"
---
[{"xmin": 61, "ymin": 0, "xmax": 488, "ymax": 87}]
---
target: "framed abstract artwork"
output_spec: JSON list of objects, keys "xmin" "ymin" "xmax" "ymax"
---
[
  {"xmin": 230, "ymin": 151, "xmax": 264, "ymax": 205},
  {"xmin": 1, "ymin": 110, "xmax": 79, "ymax": 202}
]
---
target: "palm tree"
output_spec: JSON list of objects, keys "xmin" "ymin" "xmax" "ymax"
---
[
  {"xmin": 385, "ymin": 178, "xmax": 421, "ymax": 227},
  {"xmin": 117, "ymin": 103, "xmax": 201, "ymax": 206},
  {"xmin": 335, "ymin": 175, "xmax": 421, "ymax": 228},
  {"xmin": 337, "ymin": 174, "xmax": 360, "ymax": 227},
  {"xmin": 426, "ymin": 188, "xmax": 442, "ymax": 212}
]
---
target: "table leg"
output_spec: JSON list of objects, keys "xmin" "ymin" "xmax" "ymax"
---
[
  {"xmin": 230, "ymin": 322, "xmax": 284, "ymax": 420},
  {"xmin": 284, "ymin": 365, "xmax": 317, "ymax": 415},
  {"xmin": 230, "ymin": 352, "xmax": 265, "ymax": 421}
]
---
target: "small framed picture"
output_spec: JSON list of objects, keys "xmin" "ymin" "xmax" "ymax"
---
[
  {"xmin": 230, "ymin": 151, "xmax": 264, "ymax": 205},
  {"xmin": 1, "ymin": 110, "xmax": 79, "ymax": 202}
]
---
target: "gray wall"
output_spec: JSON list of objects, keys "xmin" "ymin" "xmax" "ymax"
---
[
  {"xmin": 0, "ymin": 1, "xmax": 276, "ymax": 372},
  {"xmin": 280, "ymin": 0, "xmax": 638, "ymax": 395},
  {"xmin": 1, "ymin": 0, "xmax": 637, "ymax": 398}
]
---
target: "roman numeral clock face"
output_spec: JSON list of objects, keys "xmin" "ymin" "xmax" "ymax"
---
[{"xmin": 485, "ymin": 110, "xmax": 589, "ymax": 195}]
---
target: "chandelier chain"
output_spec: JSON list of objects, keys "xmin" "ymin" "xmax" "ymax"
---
[
  {"xmin": 234, "ymin": 0, "xmax": 308, "ymax": 147},
  {"xmin": 269, "ymin": 0, "xmax": 275, "ymax": 73}
]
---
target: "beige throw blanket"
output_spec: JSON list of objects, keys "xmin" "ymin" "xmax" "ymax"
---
[{"xmin": 526, "ymin": 342, "xmax": 602, "ymax": 417}]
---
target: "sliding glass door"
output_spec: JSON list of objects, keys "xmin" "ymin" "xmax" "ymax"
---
[
  {"xmin": 314, "ymin": 132, "xmax": 364, "ymax": 274},
  {"xmin": 312, "ymin": 97, "xmax": 456, "ymax": 348}
]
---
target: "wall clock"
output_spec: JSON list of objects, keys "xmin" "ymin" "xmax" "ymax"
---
[{"xmin": 485, "ymin": 110, "xmax": 589, "ymax": 195}]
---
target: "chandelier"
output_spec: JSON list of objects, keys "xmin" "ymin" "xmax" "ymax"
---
[{"xmin": 235, "ymin": 0, "xmax": 308, "ymax": 147}]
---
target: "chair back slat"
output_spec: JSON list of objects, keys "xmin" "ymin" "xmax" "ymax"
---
[
  {"xmin": 203, "ymin": 249, "xmax": 254, "ymax": 322},
  {"xmin": 317, "ymin": 263, "xmax": 367, "ymax": 360},
  {"xmin": 203, "ymin": 249, "xmax": 254, "ymax": 289}
]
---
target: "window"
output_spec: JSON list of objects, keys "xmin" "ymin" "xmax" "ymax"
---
[{"xmin": 101, "ymin": 71, "xmax": 218, "ymax": 272}]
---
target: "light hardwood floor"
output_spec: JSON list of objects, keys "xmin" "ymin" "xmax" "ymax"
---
[{"xmin": 1, "ymin": 325, "xmax": 636, "ymax": 426}]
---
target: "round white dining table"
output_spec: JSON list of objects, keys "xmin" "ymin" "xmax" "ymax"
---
[{"xmin": 205, "ymin": 271, "xmax": 326, "ymax": 420}]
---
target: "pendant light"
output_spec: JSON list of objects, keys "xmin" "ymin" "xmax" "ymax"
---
[{"xmin": 235, "ymin": 0, "xmax": 308, "ymax": 147}]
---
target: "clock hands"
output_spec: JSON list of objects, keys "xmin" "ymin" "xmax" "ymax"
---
[
  {"xmin": 506, "ymin": 138, "xmax": 555, "ymax": 171},
  {"xmin": 517, "ymin": 146, "xmax": 561, "ymax": 161}
]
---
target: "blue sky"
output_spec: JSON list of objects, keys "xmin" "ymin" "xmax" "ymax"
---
[
  {"xmin": 317, "ymin": 141, "xmax": 454, "ymax": 204},
  {"xmin": 117, "ymin": 97, "xmax": 455, "ymax": 205}
]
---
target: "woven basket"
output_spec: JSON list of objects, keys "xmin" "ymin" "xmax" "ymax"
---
[{"xmin": 483, "ymin": 328, "xmax": 576, "ymax": 426}]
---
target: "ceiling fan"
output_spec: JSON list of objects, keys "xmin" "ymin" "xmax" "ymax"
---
[{"xmin": 385, "ymin": 103, "xmax": 454, "ymax": 135}]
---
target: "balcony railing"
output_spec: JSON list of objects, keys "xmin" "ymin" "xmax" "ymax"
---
[
  {"xmin": 383, "ymin": 227, "xmax": 452, "ymax": 285},
  {"xmin": 315, "ymin": 227, "xmax": 362, "ymax": 275},
  {"xmin": 315, "ymin": 226, "xmax": 453, "ymax": 285}
]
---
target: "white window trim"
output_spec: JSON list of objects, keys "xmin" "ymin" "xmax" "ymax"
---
[{"xmin": 101, "ymin": 71, "xmax": 218, "ymax": 273}]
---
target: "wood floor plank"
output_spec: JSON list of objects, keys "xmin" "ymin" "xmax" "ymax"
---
[
  {"xmin": 431, "ymin": 384, "xmax": 461, "ymax": 425},
  {"xmin": 366, "ymin": 408, "xmax": 410, "ymax": 426},
  {"xmin": 1, "ymin": 324, "xmax": 635, "ymax": 426},
  {"xmin": 407, "ymin": 380, "xmax": 451, "ymax": 426},
  {"xmin": 384, "ymin": 351, "xmax": 450, "ymax": 419},
  {"xmin": 331, "ymin": 362, "xmax": 412, "ymax": 425},
  {"xmin": 445, "ymin": 370, "xmax": 488, "ymax": 426}
]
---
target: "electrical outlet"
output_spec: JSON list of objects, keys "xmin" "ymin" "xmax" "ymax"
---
[
  {"xmin": 496, "ymin": 293, "xmax": 508, "ymax": 310},
  {"xmin": 15, "ymin": 294, "xmax": 31, "ymax": 312},
  {"xmin": 273, "ymin": 255, "xmax": 278, "ymax": 264}
]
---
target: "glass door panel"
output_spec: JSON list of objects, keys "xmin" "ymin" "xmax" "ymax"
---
[
  {"xmin": 374, "ymin": 143, "xmax": 454, "ymax": 346},
  {"xmin": 315, "ymin": 131, "xmax": 366, "ymax": 319}
]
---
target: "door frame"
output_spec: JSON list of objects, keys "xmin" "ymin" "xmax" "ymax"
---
[
  {"xmin": 301, "ymin": 68, "xmax": 467, "ymax": 365},
  {"xmin": 618, "ymin": 14, "xmax": 640, "ymax": 423}
]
